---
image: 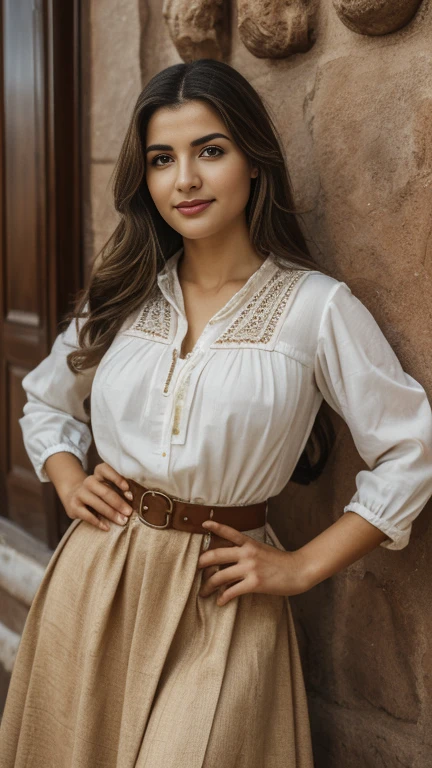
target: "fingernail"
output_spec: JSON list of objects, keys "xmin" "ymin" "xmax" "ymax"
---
[
  {"xmin": 125, "ymin": 491, "xmax": 133, "ymax": 500},
  {"xmin": 118, "ymin": 515, "xmax": 128, "ymax": 525}
]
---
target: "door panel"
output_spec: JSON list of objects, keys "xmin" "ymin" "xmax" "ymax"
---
[{"xmin": 0, "ymin": 0, "xmax": 86, "ymax": 548}]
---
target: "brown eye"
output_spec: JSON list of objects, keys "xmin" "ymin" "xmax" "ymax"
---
[
  {"xmin": 201, "ymin": 146, "xmax": 224, "ymax": 158},
  {"xmin": 151, "ymin": 154, "xmax": 172, "ymax": 167}
]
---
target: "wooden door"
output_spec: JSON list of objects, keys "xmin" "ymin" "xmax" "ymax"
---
[{"xmin": 0, "ymin": 0, "xmax": 84, "ymax": 548}]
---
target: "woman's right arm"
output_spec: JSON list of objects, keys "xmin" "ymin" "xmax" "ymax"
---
[{"xmin": 20, "ymin": 310, "xmax": 133, "ymax": 530}]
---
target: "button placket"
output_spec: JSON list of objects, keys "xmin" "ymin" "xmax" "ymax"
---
[
  {"xmin": 155, "ymin": 249, "xmax": 283, "ymax": 444},
  {"xmin": 169, "ymin": 349, "xmax": 202, "ymax": 442}
]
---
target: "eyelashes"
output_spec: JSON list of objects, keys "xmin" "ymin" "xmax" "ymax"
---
[{"xmin": 150, "ymin": 145, "xmax": 224, "ymax": 167}]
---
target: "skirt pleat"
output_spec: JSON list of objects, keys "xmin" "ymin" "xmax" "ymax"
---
[{"xmin": 0, "ymin": 509, "xmax": 314, "ymax": 767}]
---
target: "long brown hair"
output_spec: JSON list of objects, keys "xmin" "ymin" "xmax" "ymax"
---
[{"xmin": 63, "ymin": 58, "xmax": 334, "ymax": 483}]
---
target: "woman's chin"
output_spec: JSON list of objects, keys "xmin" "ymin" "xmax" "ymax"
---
[{"xmin": 172, "ymin": 222, "xmax": 226, "ymax": 241}]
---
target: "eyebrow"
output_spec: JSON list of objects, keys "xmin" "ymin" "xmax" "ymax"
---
[{"xmin": 145, "ymin": 132, "xmax": 231, "ymax": 154}]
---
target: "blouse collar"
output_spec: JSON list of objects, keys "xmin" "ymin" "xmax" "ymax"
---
[{"xmin": 157, "ymin": 246, "xmax": 279, "ymax": 324}]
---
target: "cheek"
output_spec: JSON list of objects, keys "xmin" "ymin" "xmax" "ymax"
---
[
  {"xmin": 146, "ymin": 170, "xmax": 170, "ymax": 205},
  {"xmin": 147, "ymin": 183, "xmax": 177, "ymax": 224},
  {"xmin": 212, "ymin": 163, "xmax": 252, "ymax": 202}
]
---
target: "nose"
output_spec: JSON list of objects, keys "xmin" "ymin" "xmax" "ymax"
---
[{"xmin": 175, "ymin": 158, "xmax": 202, "ymax": 193}]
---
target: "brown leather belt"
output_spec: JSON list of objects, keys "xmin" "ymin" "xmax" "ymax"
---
[{"xmin": 105, "ymin": 477, "xmax": 267, "ymax": 537}]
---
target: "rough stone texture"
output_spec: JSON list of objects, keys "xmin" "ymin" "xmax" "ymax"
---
[
  {"xmin": 89, "ymin": 0, "xmax": 144, "ymax": 160},
  {"xmin": 309, "ymin": 694, "xmax": 432, "ymax": 767},
  {"xmin": 162, "ymin": 0, "xmax": 231, "ymax": 63},
  {"xmin": 290, "ymin": 564, "xmax": 421, "ymax": 723},
  {"xmin": 81, "ymin": 0, "xmax": 143, "ymax": 273},
  {"xmin": 90, "ymin": 163, "xmax": 120, "ymax": 266},
  {"xmin": 237, "ymin": 0, "xmax": 317, "ymax": 58},
  {"xmin": 333, "ymin": 0, "xmax": 424, "ymax": 37},
  {"xmin": 84, "ymin": 0, "xmax": 432, "ymax": 764}
]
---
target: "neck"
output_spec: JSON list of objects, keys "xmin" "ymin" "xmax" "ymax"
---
[{"xmin": 178, "ymin": 223, "xmax": 266, "ymax": 290}]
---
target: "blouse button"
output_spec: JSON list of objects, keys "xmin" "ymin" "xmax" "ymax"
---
[
  {"xmin": 172, "ymin": 428, "xmax": 180, "ymax": 435},
  {"xmin": 162, "ymin": 452, "xmax": 166, "ymax": 457}
]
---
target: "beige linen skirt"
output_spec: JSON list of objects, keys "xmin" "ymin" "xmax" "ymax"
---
[{"xmin": 0, "ymin": 506, "xmax": 314, "ymax": 767}]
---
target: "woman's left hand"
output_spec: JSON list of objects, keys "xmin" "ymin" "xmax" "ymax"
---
[{"xmin": 197, "ymin": 520, "xmax": 308, "ymax": 606}]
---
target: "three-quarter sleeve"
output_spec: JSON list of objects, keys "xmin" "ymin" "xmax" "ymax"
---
[
  {"xmin": 19, "ymin": 310, "xmax": 97, "ymax": 482},
  {"xmin": 314, "ymin": 281, "xmax": 432, "ymax": 550}
]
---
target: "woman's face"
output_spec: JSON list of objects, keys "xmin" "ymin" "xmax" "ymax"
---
[{"xmin": 145, "ymin": 100, "xmax": 258, "ymax": 240}]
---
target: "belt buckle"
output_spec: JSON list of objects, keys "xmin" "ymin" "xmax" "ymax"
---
[{"xmin": 138, "ymin": 490, "xmax": 174, "ymax": 529}]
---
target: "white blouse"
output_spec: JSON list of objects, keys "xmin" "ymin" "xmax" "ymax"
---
[{"xmin": 19, "ymin": 248, "xmax": 432, "ymax": 551}]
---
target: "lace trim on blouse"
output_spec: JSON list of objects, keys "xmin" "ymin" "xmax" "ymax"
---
[
  {"xmin": 128, "ymin": 264, "xmax": 307, "ymax": 348},
  {"xmin": 211, "ymin": 267, "xmax": 305, "ymax": 347},
  {"xmin": 129, "ymin": 288, "xmax": 172, "ymax": 341}
]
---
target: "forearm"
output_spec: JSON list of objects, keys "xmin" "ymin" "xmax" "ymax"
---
[
  {"xmin": 44, "ymin": 451, "xmax": 88, "ymax": 505},
  {"xmin": 295, "ymin": 510, "xmax": 389, "ymax": 591}
]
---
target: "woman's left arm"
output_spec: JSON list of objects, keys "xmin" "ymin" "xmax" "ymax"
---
[
  {"xmin": 312, "ymin": 280, "xmax": 432, "ymax": 553},
  {"xmin": 198, "ymin": 281, "xmax": 432, "ymax": 605}
]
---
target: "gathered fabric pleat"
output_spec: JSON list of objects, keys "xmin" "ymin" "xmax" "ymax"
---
[{"xmin": 0, "ymin": 510, "xmax": 313, "ymax": 768}]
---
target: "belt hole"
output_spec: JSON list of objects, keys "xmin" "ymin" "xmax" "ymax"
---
[
  {"xmin": 183, "ymin": 516, "xmax": 188, "ymax": 521},
  {"xmin": 209, "ymin": 509, "xmax": 214, "ymax": 518}
]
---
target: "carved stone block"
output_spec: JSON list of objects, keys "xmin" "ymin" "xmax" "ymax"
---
[
  {"xmin": 333, "ymin": 0, "xmax": 424, "ymax": 36},
  {"xmin": 237, "ymin": 0, "xmax": 315, "ymax": 58},
  {"xmin": 162, "ymin": 0, "xmax": 231, "ymax": 62}
]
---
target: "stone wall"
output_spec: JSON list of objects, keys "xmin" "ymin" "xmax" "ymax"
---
[{"xmin": 84, "ymin": 1, "xmax": 432, "ymax": 764}]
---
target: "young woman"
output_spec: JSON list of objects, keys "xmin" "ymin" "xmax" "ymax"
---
[{"xmin": 1, "ymin": 59, "xmax": 431, "ymax": 767}]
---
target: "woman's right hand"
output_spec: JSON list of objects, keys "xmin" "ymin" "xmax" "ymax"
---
[{"xmin": 62, "ymin": 462, "xmax": 134, "ymax": 531}]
